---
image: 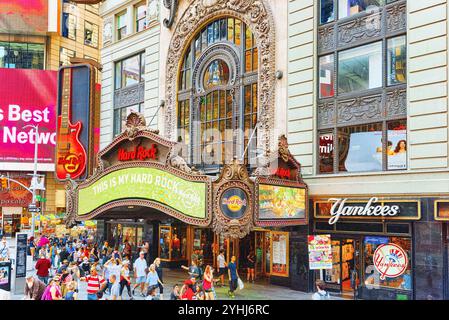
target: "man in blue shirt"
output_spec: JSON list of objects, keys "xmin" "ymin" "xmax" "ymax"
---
[{"xmin": 227, "ymin": 255, "xmax": 239, "ymax": 298}]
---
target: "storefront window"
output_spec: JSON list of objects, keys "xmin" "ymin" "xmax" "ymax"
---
[
  {"xmin": 363, "ymin": 236, "xmax": 412, "ymax": 291},
  {"xmin": 319, "ymin": 54, "xmax": 335, "ymax": 98},
  {"xmin": 159, "ymin": 226, "xmax": 171, "ymax": 260},
  {"xmin": 338, "ymin": 42, "xmax": 382, "ymax": 94},
  {"xmin": 320, "ymin": 0, "xmax": 335, "ymax": 24},
  {"xmin": 193, "ymin": 228, "xmax": 214, "ymax": 264},
  {"xmin": 338, "ymin": 0, "xmax": 384, "ymax": 20},
  {"xmin": 387, "ymin": 120, "xmax": 407, "ymax": 170},
  {"xmin": 387, "ymin": 36, "xmax": 406, "ymax": 86},
  {"xmin": 338, "ymin": 123, "xmax": 383, "ymax": 172},
  {"xmin": 0, "ymin": 42, "xmax": 44, "ymax": 69},
  {"xmin": 319, "ymin": 132, "xmax": 334, "ymax": 174},
  {"xmin": 159, "ymin": 223, "xmax": 187, "ymax": 261},
  {"xmin": 2, "ymin": 207, "xmax": 22, "ymax": 238}
]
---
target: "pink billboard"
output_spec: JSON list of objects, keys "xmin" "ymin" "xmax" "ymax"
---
[{"xmin": 0, "ymin": 68, "xmax": 57, "ymax": 170}]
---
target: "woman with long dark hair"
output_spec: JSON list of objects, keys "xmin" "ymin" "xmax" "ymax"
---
[{"xmin": 394, "ymin": 140, "xmax": 407, "ymax": 154}]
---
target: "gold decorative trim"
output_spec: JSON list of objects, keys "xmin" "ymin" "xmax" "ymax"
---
[{"xmin": 434, "ymin": 200, "xmax": 449, "ymax": 221}]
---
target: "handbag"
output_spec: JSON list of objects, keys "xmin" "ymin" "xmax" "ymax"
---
[{"xmin": 237, "ymin": 278, "xmax": 244, "ymax": 290}]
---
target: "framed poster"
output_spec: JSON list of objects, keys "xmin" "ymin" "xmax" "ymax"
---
[
  {"xmin": 270, "ymin": 231, "xmax": 289, "ymax": 277},
  {"xmin": 308, "ymin": 235, "xmax": 332, "ymax": 270}
]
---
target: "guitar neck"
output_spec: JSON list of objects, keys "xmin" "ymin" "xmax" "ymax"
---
[{"xmin": 61, "ymin": 68, "xmax": 72, "ymax": 129}]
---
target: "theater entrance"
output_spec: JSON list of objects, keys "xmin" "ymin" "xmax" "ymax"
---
[{"xmin": 238, "ymin": 230, "xmax": 272, "ymax": 279}]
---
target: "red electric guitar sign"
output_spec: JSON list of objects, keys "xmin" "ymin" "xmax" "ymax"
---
[{"xmin": 55, "ymin": 68, "xmax": 87, "ymax": 180}]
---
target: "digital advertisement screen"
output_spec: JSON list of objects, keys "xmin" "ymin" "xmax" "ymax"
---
[
  {"xmin": 0, "ymin": 0, "xmax": 49, "ymax": 34},
  {"xmin": 0, "ymin": 68, "xmax": 57, "ymax": 171},
  {"xmin": 258, "ymin": 184, "xmax": 306, "ymax": 220}
]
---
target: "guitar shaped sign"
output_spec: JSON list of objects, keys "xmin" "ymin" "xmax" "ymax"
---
[{"xmin": 56, "ymin": 68, "xmax": 87, "ymax": 180}]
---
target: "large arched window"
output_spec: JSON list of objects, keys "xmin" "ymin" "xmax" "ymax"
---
[{"xmin": 177, "ymin": 17, "xmax": 258, "ymax": 172}]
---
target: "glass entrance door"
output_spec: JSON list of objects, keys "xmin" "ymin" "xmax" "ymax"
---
[{"xmin": 323, "ymin": 237, "xmax": 360, "ymax": 295}]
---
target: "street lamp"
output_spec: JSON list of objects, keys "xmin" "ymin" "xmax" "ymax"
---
[{"xmin": 22, "ymin": 124, "xmax": 39, "ymax": 236}]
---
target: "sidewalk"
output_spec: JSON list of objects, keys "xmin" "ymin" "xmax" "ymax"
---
[{"xmin": 9, "ymin": 269, "xmax": 345, "ymax": 300}]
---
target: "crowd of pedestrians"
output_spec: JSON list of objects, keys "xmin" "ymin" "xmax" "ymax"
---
[{"xmin": 19, "ymin": 233, "xmax": 247, "ymax": 301}]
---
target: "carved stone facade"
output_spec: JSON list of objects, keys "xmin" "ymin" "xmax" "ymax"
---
[
  {"xmin": 164, "ymin": 0, "xmax": 276, "ymax": 155},
  {"xmin": 114, "ymin": 82, "xmax": 145, "ymax": 109},
  {"xmin": 212, "ymin": 159, "xmax": 254, "ymax": 239},
  {"xmin": 318, "ymin": 0, "xmax": 406, "ymax": 55}
]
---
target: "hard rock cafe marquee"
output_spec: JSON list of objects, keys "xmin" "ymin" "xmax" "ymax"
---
[{"xmin": 64, "ymin": 112, "xmax": 309, "ymax": 284}]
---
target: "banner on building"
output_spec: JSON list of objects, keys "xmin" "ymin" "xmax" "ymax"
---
[
  {"xmin": 0, "ymin": 69, "xmax": 58, "ymax": 171},
  {"xmin": 308, "ymin": 234, "xmax": 333, "ymax": 270}
]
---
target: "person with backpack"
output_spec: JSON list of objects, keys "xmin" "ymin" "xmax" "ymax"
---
[{"xmin": 312, "ymin": 280, "xmax": 330, "ymax": 300}]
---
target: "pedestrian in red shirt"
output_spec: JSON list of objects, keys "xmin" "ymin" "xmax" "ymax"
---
[
  {"xmin": 35, "ymin": 254, "xmax": 51, "ymax": 285},
  {"xmin": 180, "ymin": 278, "xmax": 196, "ymax": 300},
  {"xmin": 81, "ymin": 267, "xmax": 106, "ymax": 300}
]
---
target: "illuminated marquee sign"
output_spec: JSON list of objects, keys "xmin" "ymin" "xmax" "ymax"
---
[
  {"xmin": 76, "ymin": 167, "xmax": 207, "ymax": 219},
  {"xmin": 314, "ymin": 197, "xmax": 421, "ymax": 224}
]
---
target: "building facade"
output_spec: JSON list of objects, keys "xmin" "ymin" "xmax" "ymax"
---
[
  {"xmin": 0, "ymin": 0, "xmax": 102, "ymax": 238},
  {"xmin": 96, "ymin": 0, "xmax": 449, "ymax": 299}
]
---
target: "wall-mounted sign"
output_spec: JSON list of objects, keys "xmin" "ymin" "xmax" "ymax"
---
[
  {"xmin": 118, "ymin": 144, "xmax": 158, "ymax": 162},
  {"xmin": 220, "ymin": 188, "xmax": 248, "ymax": 220},
  {"xmin": 373, "ymin": 243, "xmax": 408, "ymax": 280},
  {"xmin": 77, "ymin": 167, "xmax": 207, "ymax": 219},
  {"xmin": 308, "ymin": 235, "xmax": 332, "ymax": 270},
  {"xmin": 0, "ymin": 172, "xmax": 32, "ymax": 207},
  {"xmin": 56, "ymin": 65, "xmax": 98, "ymax": 181},
  {"xmin": 314, "ymin": 197, "xmax": 421, "ymax": 224}
]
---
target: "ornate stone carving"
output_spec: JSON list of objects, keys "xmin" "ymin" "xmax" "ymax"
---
[
  {"xmin": 192, "ymin": 43, "xmax": 240, "ymax": 95},
  {"xmin": 169, "ymin": 154, "xmax": 200, "ymax": 175},
  {"xmin": 337, "ymin": 95, "xmax": 383, "ymax": 124},
  {"xmin": 318, "ymin": 102, "xmax": 335, "ymax": 128},
  {"xmin": 212, "ymin": 158, "xmax": 254, "ymax": 239},
  {"xmin": 386, "ymin": 88, "xmax": 407, "ymax": 118},
  {"xmin": 124, "ymin": 111, "xmax": 148, "ymax": 140},
  {"xmin": 386, "ymin": 1, "xmax": 406, "ymax": 34},
  {"xmin": 318, "ymin": 25, "xmax": 335, "ymax": 53},
  {"xmin": 338, "ymin": 14, "xmax": 382, "ymax": 47},
  {"xmin": 114, "ymin": 82, "xmax": 145, "ymax": 109},
  {"xmin": 163, "ymin": 0, "xmax": 178, "ymax": 28},
  {"xmin": 165, "ymin": 0, "xmax": 276, "ymax": 155}
]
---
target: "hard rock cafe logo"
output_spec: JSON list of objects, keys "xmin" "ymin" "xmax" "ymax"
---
[
  {"xmin": 373, "ymin": 243, "xmax": 408, "ymax": 280},
  {"xmin": 222, "ymin": 195, "xmax": 247, "ymax": 212},
  {"xmin": 58, "ymin": 154, "xmax": 81, "ymax": 174},
  {"xmin": 118, "ymin": 144, "xmax": 158, "ymax": 162}
]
